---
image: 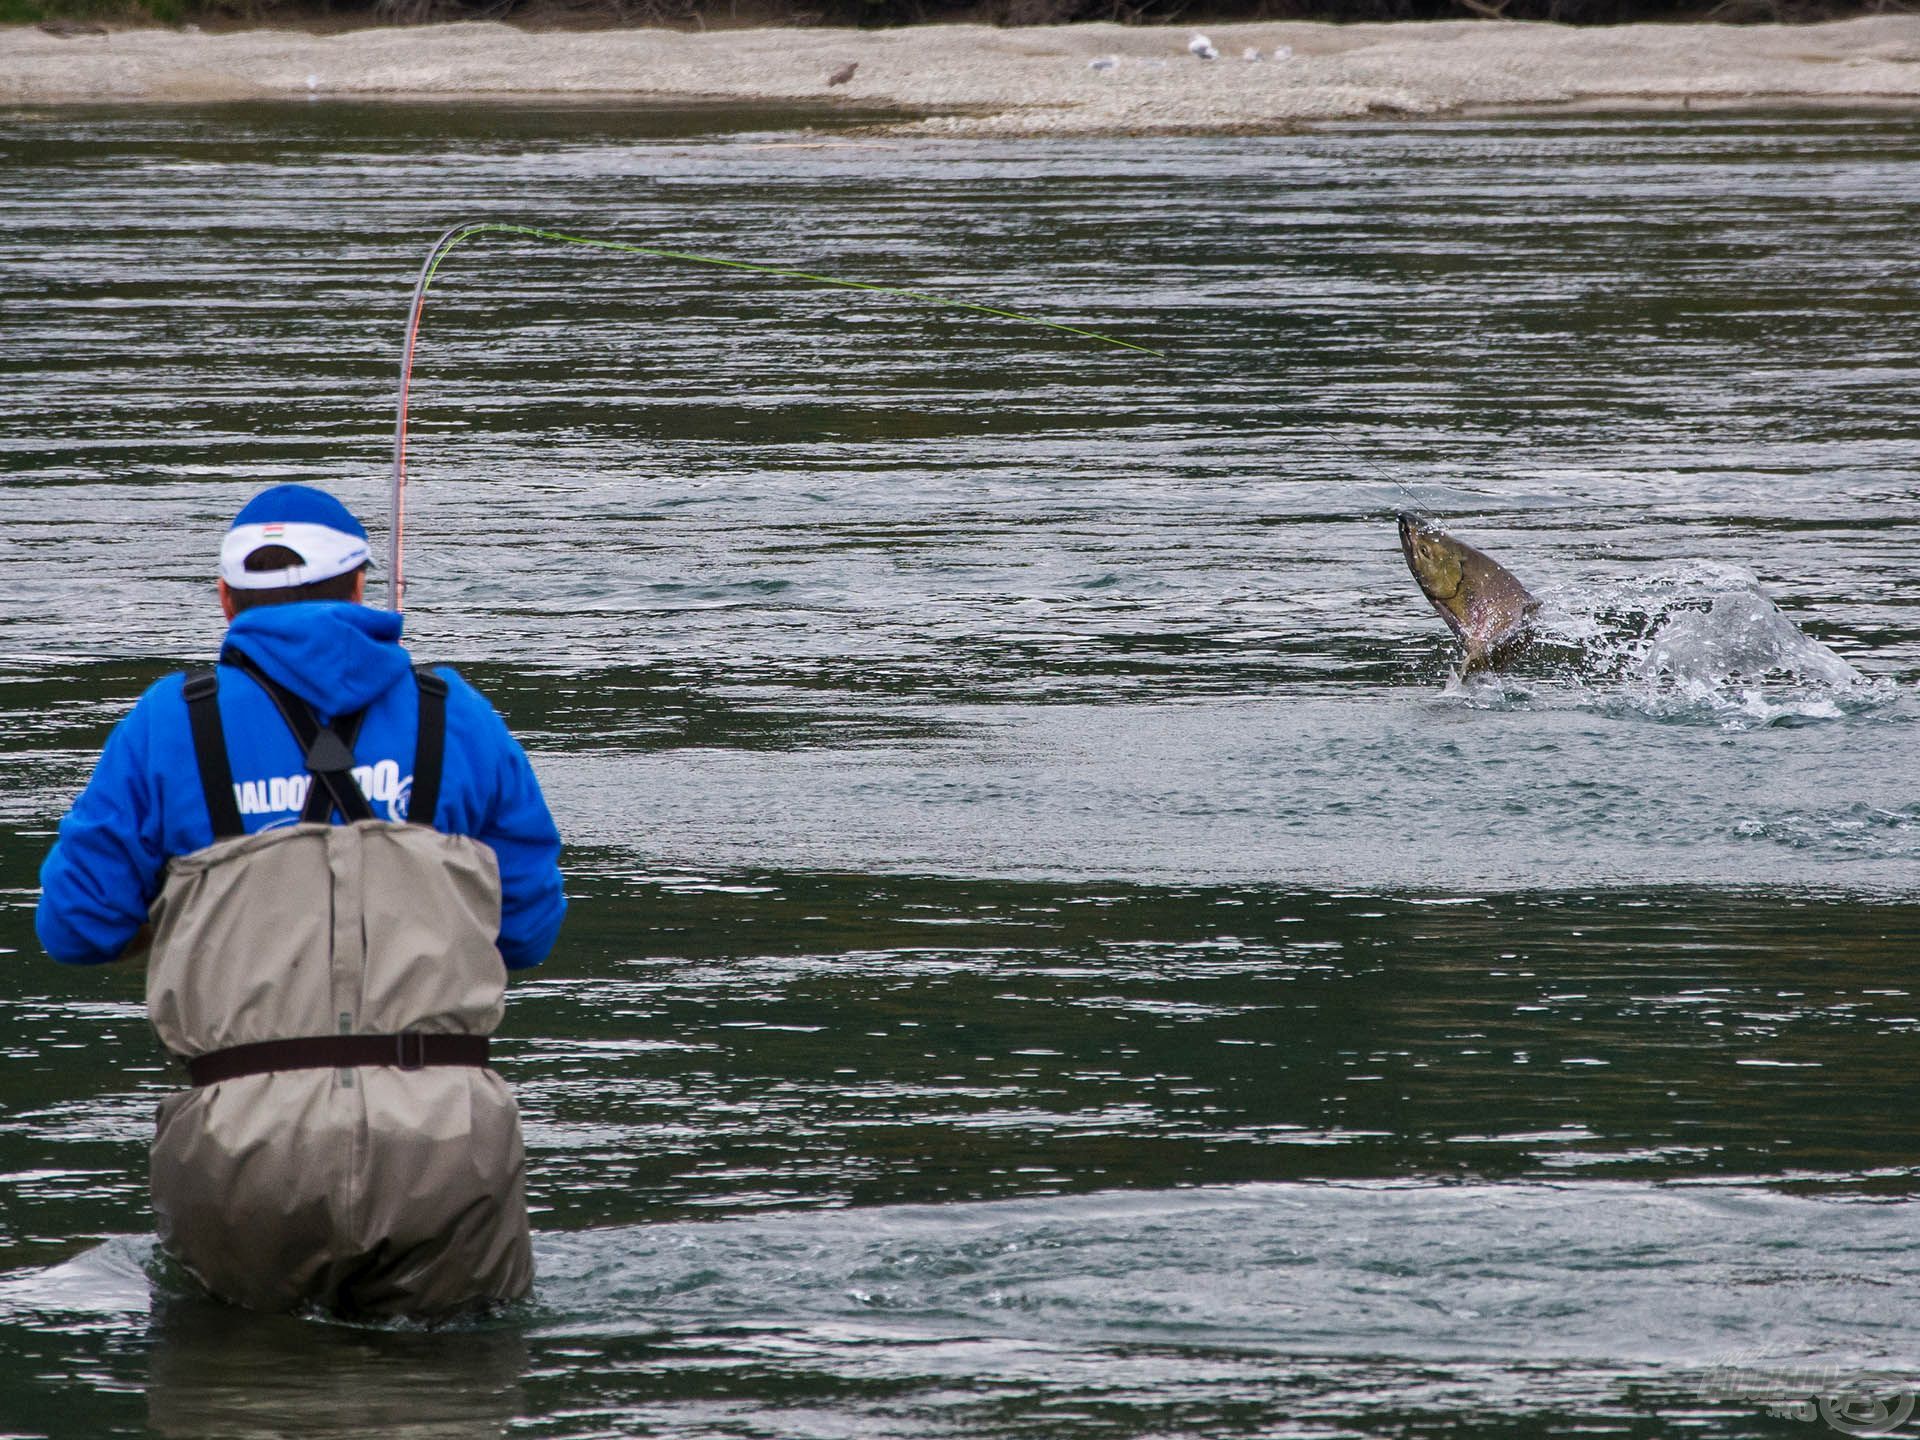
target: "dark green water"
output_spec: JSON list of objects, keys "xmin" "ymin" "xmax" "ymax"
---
[{"xmin": 1, "ymin": 101, "xmax": 1917, "ymax": 1437}]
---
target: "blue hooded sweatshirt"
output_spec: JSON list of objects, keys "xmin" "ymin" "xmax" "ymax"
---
[{"xmin": 36, "ymin": 602, "xmax": 566, "ymax": 969}]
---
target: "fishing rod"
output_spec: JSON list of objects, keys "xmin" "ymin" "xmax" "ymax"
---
[{"xmin": 388, "ymin": 221, "xmax": 1163, "ymax": 611}]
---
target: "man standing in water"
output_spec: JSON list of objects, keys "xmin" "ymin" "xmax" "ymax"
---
[{"xmin": 35, "ymin": 484, "xmax": 566, "ymax": 1316}]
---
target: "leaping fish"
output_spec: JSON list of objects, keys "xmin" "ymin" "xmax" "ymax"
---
[{"xmin": 1397, "ymin": 511, "xmax": 1540, "ymax": 673}]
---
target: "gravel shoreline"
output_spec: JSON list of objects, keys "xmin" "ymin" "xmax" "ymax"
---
[{"xmin": 7, "ymin": 17, "xmax": 1920, "ymax": 134}]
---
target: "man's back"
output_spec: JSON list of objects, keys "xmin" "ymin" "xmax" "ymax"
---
[{"xmin": 37, "ymin": 598, "xmax": 564, "ymax": 969}]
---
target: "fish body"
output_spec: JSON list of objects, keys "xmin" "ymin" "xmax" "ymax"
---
[{"xmin": 1397, "ymin": 512, "xmax": 1540, "ymax": 672}]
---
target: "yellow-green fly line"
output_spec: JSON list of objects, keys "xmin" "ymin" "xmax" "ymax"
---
[{"xmin": 389, "ymin": 221, "xmax": 1163, "ymax": 610}]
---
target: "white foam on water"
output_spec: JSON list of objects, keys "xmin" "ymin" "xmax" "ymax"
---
[
  {"xmin": 1455, "ymin": 567, "xmax": 1893, "ymax": 732},
  {"xmin": 0, "ymin": 1234, "xmax": 153, "ymax": 1321}
]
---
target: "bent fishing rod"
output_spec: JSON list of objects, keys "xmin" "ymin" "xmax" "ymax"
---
[{"xmin": 387, "ymin": 221, "xmax": 1163, "ymax": 612}]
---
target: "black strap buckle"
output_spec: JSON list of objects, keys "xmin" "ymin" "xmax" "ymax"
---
[
  {"xmin": 395, "ymin": 1031, "xmax": 425, "ymax": 1070},
  {"xmin": 219, "ymin": 646, "xmax": 374, "ymax": 824}
]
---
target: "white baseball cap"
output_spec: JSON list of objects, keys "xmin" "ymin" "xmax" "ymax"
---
[{"xmin": 219, "ymin": 484, "xmax": 372, "ymax": 590}]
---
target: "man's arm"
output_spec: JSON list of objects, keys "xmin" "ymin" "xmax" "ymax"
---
[
  {"xmin": 36, "ymin": 688, "xmax": 173, "ymax": 965},
  {"xmin": 437, "ymin": 671, "xmax": 566, "ymax": 970},
  {"xmin": 485, "ymin": 735, "xmax": 567, "ymax": 970}
]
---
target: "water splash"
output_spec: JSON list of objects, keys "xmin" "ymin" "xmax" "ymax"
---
[
  {"xmin": 1638, "ymin": 586, "xmax": 1860, "ymax": 682},
  {"xmin": 1451, "ymin": 567, "xmax": 1890, "ymax": 730}
]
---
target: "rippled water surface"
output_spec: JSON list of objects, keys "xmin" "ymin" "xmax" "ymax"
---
[{"xmin": 2, "ymin": 101, "xmax": 1917, "ymax": 1437}]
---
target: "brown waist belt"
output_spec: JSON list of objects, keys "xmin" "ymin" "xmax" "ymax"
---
[{"xmin": 185, "ymin": 1032, "xmax": 491, "ymax": 1087}]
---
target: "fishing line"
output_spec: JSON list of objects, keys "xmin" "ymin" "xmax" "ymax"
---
[
  {"xmin": 1380, "ymin": 467, "xmax": 1438, "ymax": 521},
  {"xmin": 1325, "ymin": 442, "xmax": 1435, "ymax": 520},
  {"xmin": 388, "ymin": 221, "xmax": 1163, "ymax": 610}
]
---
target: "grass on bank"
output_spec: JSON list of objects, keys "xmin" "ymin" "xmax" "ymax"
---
[{"xmin": 7, "ymin": 0, "xmax": 178, "ymax": 22}]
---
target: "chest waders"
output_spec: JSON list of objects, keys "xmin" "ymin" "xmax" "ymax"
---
[{"xmin": 144, "ymin": 650, "xmax": 533, "ymax": 1316}]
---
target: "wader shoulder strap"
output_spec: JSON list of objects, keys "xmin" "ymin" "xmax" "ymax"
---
[
  {"xmin": 410, "ymin": 666, "xmax": 448, "ymax": 829},
  {"xmin": 183, "ymin": 669, "xmax": 244, "ymax": 840},
  {"xmin": 219, "ymin": 647, "xmax": 374, "ymax": 824}
]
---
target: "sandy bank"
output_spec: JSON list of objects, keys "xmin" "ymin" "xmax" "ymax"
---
[{"xmin": 6, "ymin": 17, "xmax": 1920, "ymax": 134}]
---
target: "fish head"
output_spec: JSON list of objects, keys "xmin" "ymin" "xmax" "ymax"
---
[{"xmin": 1398, "ymin": 512, "xmax": 1469, "ymax": 635}]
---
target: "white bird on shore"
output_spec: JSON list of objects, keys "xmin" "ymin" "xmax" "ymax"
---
[
  {"xmin": 1087, "ymin": 55, "xmax": 1118, "ymax": 72},
  {"xmin": 1271, "ymin": 44, "xmax": 1295, "ymax": 62},
  {"xmin": 1188, "ymin": 33, "xmax": 1218, "ymax": 61},
  {"xmin": 1242, "ymin": 46, "xmax": 1263, "ymax": 62}
]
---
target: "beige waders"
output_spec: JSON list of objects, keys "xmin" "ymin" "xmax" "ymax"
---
[{"xmin": 144, "ymin": 656, "xmax": 533, "ymax": 1317}]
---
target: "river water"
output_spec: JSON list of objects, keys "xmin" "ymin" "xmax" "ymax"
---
[{"xmin": 2, "ymin": 101, "xmax": 1917, "ymax": 1437}]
